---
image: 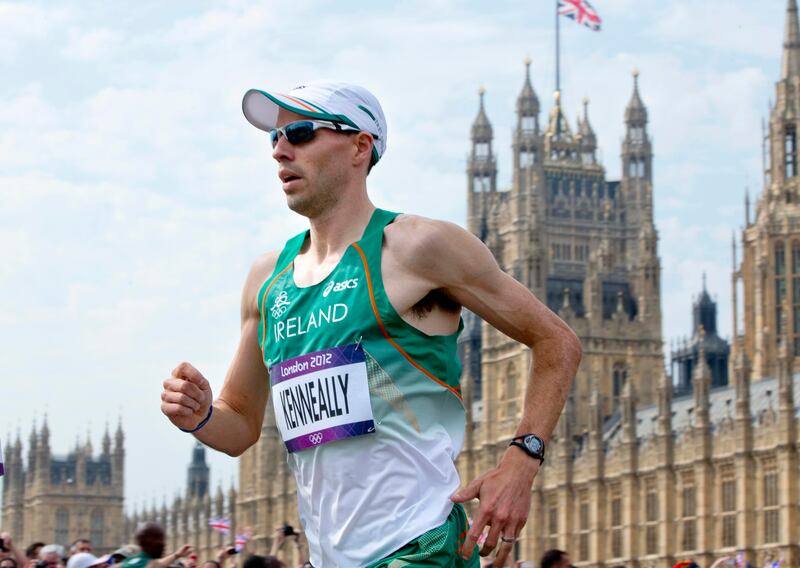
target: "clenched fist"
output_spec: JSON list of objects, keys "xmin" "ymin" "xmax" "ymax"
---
[{"xmin": 161, "ymin": 362, "xmax": 213, "ymax": 431}]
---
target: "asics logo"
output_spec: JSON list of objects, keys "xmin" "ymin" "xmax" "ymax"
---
[
  {"xmin": 308, "ymin": 432, "xmax": 324, "ymax": 445},
  {"xmin": 270, "ymin": 291, "xmax": 291, "ymax": 318},
  {"xmin": 322, "ymin": 278, "xmax": 359, "ymax": 298}
]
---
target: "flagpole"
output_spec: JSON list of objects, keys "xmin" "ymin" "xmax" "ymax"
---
[{"xmin": 555, "ymin": 0, "xmax": 561, "ymax": 92}]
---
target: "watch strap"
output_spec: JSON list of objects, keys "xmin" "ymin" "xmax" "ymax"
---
[{"xmin": 509, "ymin": 434, "xmax": 545, "ymax": 464}]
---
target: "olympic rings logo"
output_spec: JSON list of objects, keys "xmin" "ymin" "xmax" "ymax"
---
[
  {"xmin": 270, "ymin": 291, "xmax": 291, "ymax": 318},
  {"xmin": 308, "ymin": 433, "xmax": 324, "ymax": 445}
]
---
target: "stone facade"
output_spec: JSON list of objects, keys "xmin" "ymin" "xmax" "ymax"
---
[{"xmin": 1, "ymin": 421, "xmax": 125, "ymax": 554}]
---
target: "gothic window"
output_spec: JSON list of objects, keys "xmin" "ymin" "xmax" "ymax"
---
[
  {"xmin": 520, "ymin": 149, "xmax": 536, "ymax": 167},
  {"xmin": 578, "ymin": 495, "xmax": 590, "ymax": 561},
  {"xmin": 475, "ymin": 142, "xmax": 490, "ymax": 158},
  {"xmin": 91, "ymin": 509, "xmax": 104, "ymax": 548},
  {"xmin": 610, "ymin": 490, "xmax": 623, "ymax": 558},
  {"xmin": 785, "ymin": 127, "xmax": 797, "ymax": 177},
  {"xmin": 763, "ymin": 463, "xmax": 779, "ymax": 543},
  {"xmin": 505, "ymin": 363, "xmax": 518, "ymax": 417},
  {"xmin": 547, "ymin": 503, "xmax": 559, "ymax": 550},
  {"xmin": 521, "ymin": 116, "xmax": 536, "ymax": 132},
  {"xmin": 644, "ymin": 478, "xmax": 658, "ymax": 555},
  {"xmin": 681, "ymin": 478, "xmax": 697, "ymax": 551},
  {"xmin": 794, "ymin": 242, "xmax": 800, "ymax": 355},
  {"xmin": 776, "ymin": 242, "xmax": 787, "ymax": 340},
  {"xmin": 473, "ymin": 174, "xmax": 491, "ymax": 193},
  {"xmin": 720, "ymin": 471, "xmax": 736, "ymax": 548},
  {"xmin": 55, "ymin": 508, "xmax": 69, "ymax": 545},
  {"xmin": 613, "ymin": 363, "xmax": 627, "ymax": 410}
]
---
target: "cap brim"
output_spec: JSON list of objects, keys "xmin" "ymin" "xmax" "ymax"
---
[{"xmin": 242, "ymin": 89, "xmax": 352, "ymax": 131}]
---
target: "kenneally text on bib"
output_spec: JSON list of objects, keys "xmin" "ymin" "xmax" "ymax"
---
[{"xmin": 270, "ymin": 343, "xmax": 375, "ymax": 453}]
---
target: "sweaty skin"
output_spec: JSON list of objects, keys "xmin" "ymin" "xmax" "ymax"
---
[{"xmin": 161, "ymin": 107, "xmax": 582, "ymax": 568}]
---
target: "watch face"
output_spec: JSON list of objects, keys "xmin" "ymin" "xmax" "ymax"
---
[{"xmin": 524, "ymin": 435, "xmax": 544, "ymax": 455}]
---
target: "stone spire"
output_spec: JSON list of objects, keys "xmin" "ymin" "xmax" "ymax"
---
[
  {"xmin": 471, "ymin": 87, "xmax": 493, "ymax": 143},
  {"xmin": 546, "ymin": 90, "xmax": 573, "ymax": 140},
  {"xmin": 625, "ymin": 68, "xmax": 648, "ymax": 124},
  {"xmin": 783, "ymin": 0, "xmax": 800, "ymax": 80},
  {"xmin": 578, "ymin": 97, "xmax": 596, "ymax": 144},
  {"xmin": 102, "ymin": 422, "xmax": 112, "ymax": 455},
  {"xmin": 516, "ymin": 57, "xmax": 540, "ymax": 129}
]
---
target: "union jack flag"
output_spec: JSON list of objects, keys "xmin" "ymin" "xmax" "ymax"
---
[
  {"xmin": 208, "ymin": 517, "xmax": 231, "ymax": 535},
  {"xmin": 234, "ymin": 531, "xmax": 251, "ymax": 553},
  {"xmin": 558, "ymin": 0, "xmax": 602, "ymax": 31}
]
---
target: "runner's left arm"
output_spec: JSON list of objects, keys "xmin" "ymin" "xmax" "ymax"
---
[{"xmin": 406, "ymin": 220, "xmax": 581, "ymax": 566}]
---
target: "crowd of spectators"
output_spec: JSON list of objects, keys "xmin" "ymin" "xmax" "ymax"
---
[
  {"xmin": 0, "ymin": 523, "xmax": 309, "ymax": 568},
  {"xmin": 0, "ymin": 530, "xmax": 762, "ymax": 568}
]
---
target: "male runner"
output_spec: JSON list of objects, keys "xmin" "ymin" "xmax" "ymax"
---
[{"xmin": 161, "ymin": 82, "xmax": 582, "ymax": 568}]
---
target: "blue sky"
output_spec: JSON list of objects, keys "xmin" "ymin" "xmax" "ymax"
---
[{"xmin": 0, "ymin": 0, "xmax": 788, "ymax": 513}]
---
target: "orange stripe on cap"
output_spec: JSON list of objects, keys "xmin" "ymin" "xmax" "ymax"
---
[
  {"xmin": 260, "ymin": 263, "xmax": 293, "ymax": 353},
  {"xmin": 283, "ymin": 95, "xmax": 320, "ymax": 113},
  {"xmin": 352, "ymin": 243, "xmax": 463, "ymax": 400}
]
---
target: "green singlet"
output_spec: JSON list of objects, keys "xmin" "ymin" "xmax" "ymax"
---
[{"xmin": 257, "ymin": 209, "xmax": 478, "ymax": 567}]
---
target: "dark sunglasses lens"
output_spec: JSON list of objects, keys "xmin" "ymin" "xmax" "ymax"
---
[{"xmin": 285, "ymin": 122, "xmax": 316, "ymax": 145}]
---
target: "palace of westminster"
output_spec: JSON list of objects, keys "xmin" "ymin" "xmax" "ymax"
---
[{"xmin": 5, "ymin": 2, "xmax": 800, "ymax": 566}]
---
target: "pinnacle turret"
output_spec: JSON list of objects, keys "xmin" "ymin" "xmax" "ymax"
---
[
  {"xmin": 625, "ymin": 68, "xmax": 648, "ymax": 125},
  {"xmin": 783, "ymin": 0, "xmax": 800, "ymax": 80},
  {"xmin": 546, "ymin": 90, "xmax": 573, "ymax": 140},
  {"xmin": 471, "ymin": 88, "xmax": 493, "ymax": 143},
  {"xmin": 578, "ymin": 97, "xmax": 596, "ymax": 142},
  {"xmin": 516, "ymin": 58, "xmax": 540, "ymax": 129}
]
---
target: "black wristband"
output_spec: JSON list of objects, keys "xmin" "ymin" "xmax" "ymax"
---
[{"xmin": 179, "ymin": 405, "xmax": 213, "ymax": 433}]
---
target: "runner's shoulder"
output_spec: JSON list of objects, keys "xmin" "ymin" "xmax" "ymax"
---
[
  {"xmin": 243, "ymin": 250, "xmax": 281, "ymax": 307},
  {"xmin": 249, "ymin": 249, "xmax": 282, "ymax": 283},
  {"xmin": 385, "ymin": 214, "xmax": 472, "ymax": 269}
]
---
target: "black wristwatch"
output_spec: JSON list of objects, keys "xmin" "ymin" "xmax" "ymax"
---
[{"xmin": 509, "ymin": 434, "xmax": 546, "ymax": 464}]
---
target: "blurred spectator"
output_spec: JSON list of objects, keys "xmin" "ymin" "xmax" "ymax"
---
[
  {"xmin": 1, "ymin": 558, "xmax": 18, "ymax": 568},
  {"xmin": 69, "ymin": 542, "xmax": 92, "ymax": 558},
  {"xmin": 0, "ymin": 533, "xmax": 25, "ymax": 568},
  {"xmin": 38, "ymin": 545, "xmax": 65, "ymax": 568},
  {"xmin": 25, "ymin": 543, "xmax": 44, "ymax": 568},
  {"xmin": 118, "ymin": 524, "xmax": 191, "ymax": 568},
  {"xmin": 540, "ymin": 549, "xmax": 571, "ymax": 568},
  {"xmin": 242, "ymin": 555, "xmax": 284, "ymax": 568},
  {"xmin": 25, "ymin": 545, "xmax": 44, "ymax": 563}
]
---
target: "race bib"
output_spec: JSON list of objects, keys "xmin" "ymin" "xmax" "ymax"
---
[{"xmin": 271, "ymin": 343, "xmax": 375, "ymax": 453}]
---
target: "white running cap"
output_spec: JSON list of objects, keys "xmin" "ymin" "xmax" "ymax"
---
[{"xmin": 242, "ymin": 81, "xmax": 387, "ymax": 166}]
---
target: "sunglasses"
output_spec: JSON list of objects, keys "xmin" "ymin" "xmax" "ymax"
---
[{"xmin": 269, "ymin": 120, "xmax": 363, "ymax": 148}]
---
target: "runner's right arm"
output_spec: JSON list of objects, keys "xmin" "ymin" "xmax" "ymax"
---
[{"xmin": 161, "ymin": 251, "xmax": 279, "ymax": 456}]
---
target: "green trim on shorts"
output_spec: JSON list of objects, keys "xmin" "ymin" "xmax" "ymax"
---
[{"xmin": 366, "ymin": 504, "xmax": 479, "ymax": 568}]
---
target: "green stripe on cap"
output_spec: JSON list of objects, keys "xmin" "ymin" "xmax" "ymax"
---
[{"xmin": 256, "ymin": 90, "xmax": 343, "ymax": 123}]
